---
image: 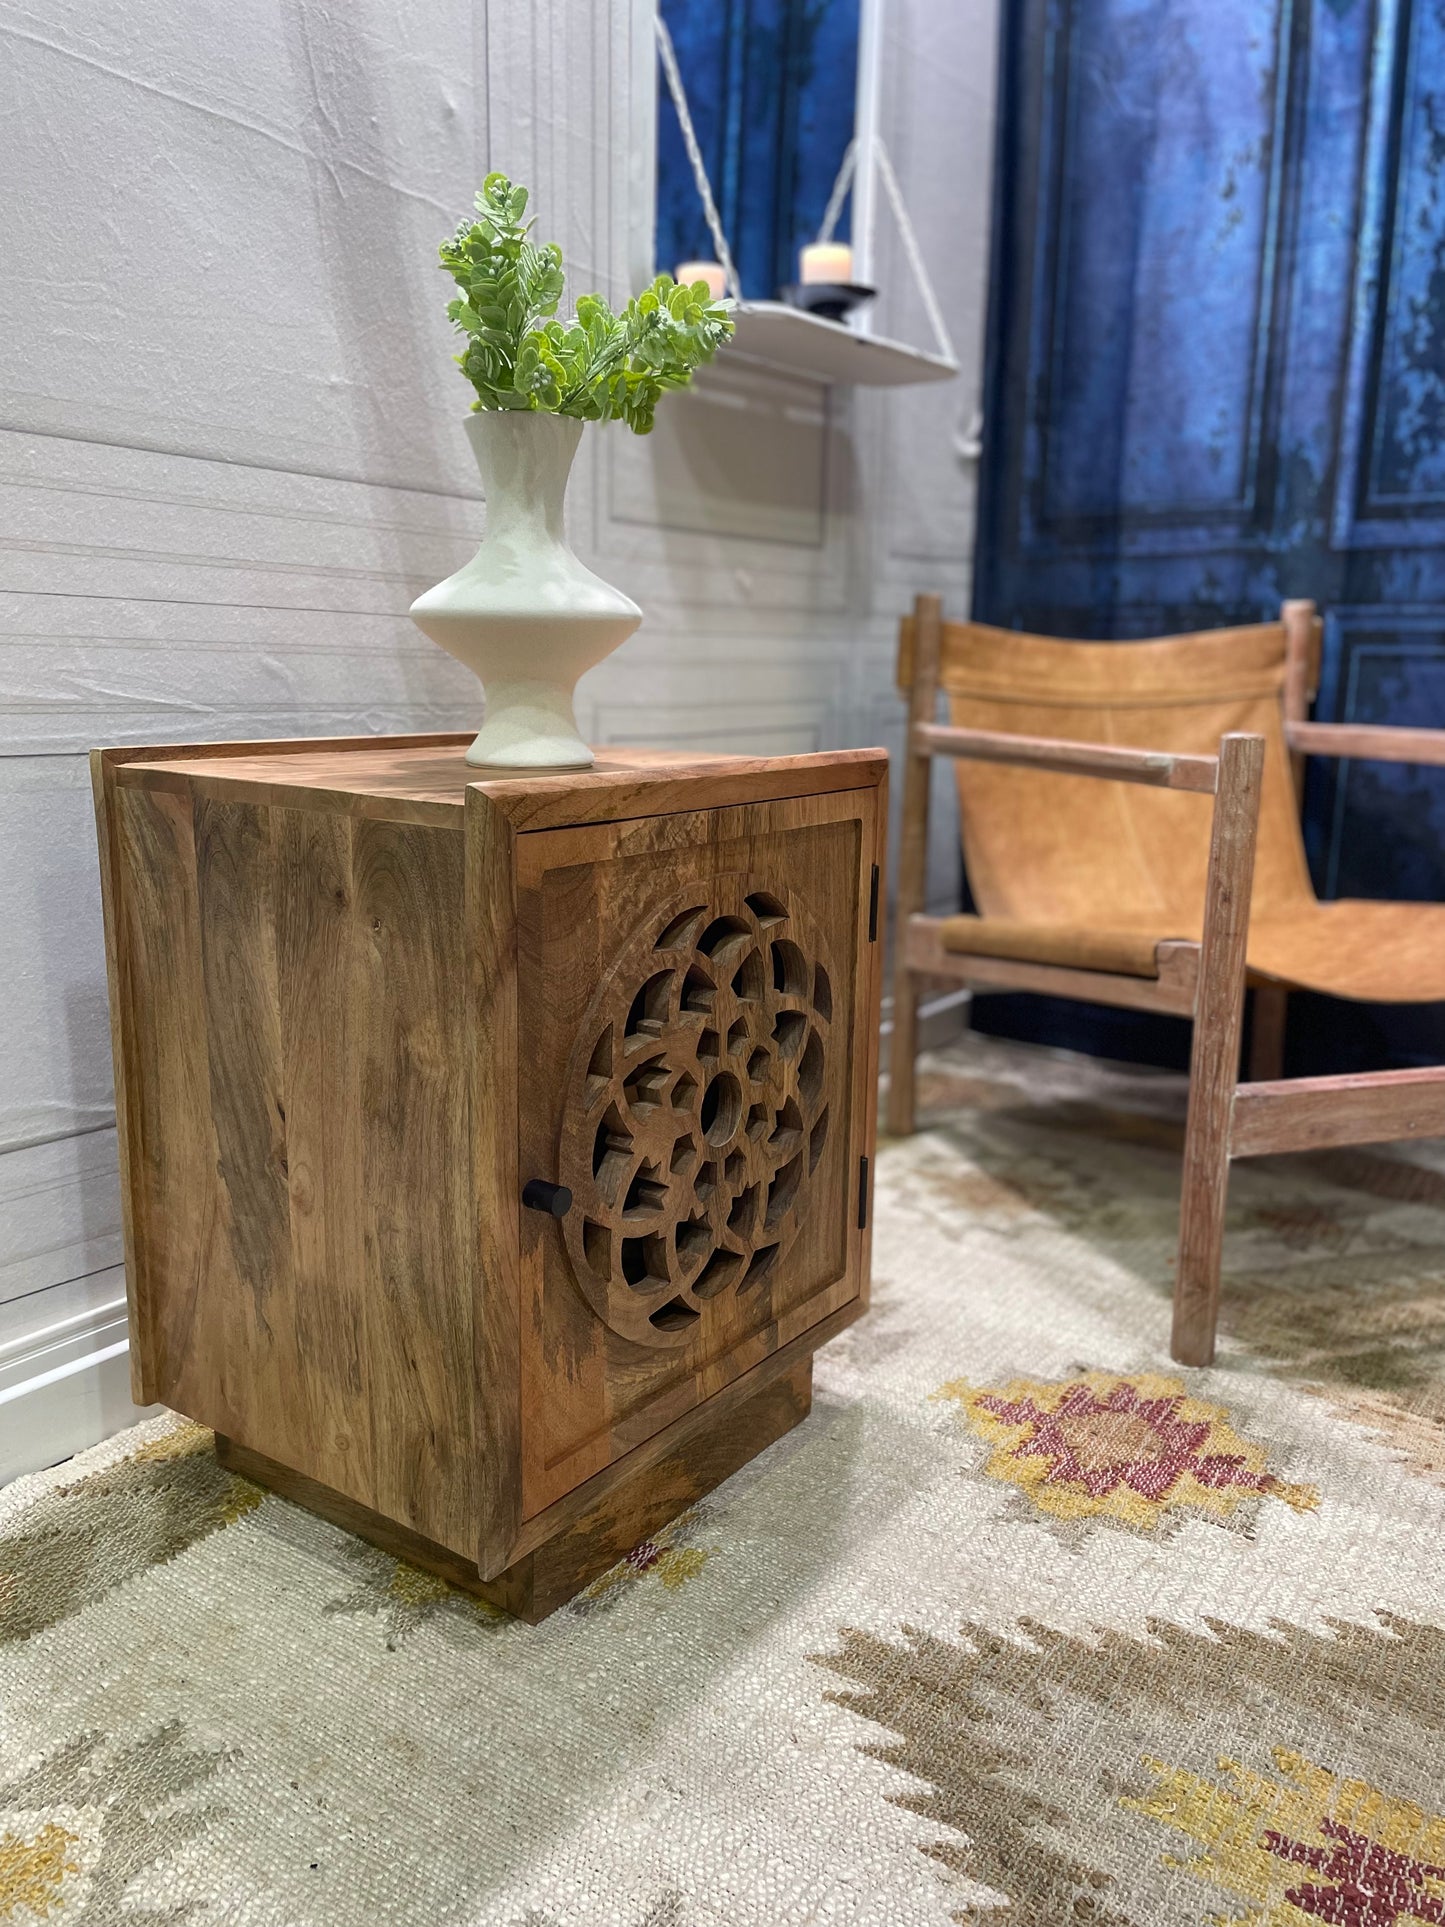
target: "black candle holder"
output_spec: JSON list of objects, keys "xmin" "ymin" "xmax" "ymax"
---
[{"xmin": 779, "ymin": 282, "xmax": 877, "ymax": 325}]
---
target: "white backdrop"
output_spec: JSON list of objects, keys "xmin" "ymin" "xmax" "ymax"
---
[{"xmin": 0, "ymin": 0, "xmax": 998, "ymax": 1475}]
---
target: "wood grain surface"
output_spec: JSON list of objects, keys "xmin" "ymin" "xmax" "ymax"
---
[
  {"xmin": 913, "ymin": 721, "xmax": 1220, "ymax": 793},
  {"xmin": 465, "ymin": 786, "xmax": 524, "ymax": 1576},
  {"xmin": 1172, "ymin": 733, "xmax": 1265, "ymax": 1367},
  {"xmin": 888, "ymin": 593, "xmax": 943, "ymax": 1138},
  {"xmin": 1231, "ymin": 1066, "xmax": 1445, "ymax": 1158},
  {"xmin": 217, "ymin": 1356, "xmax": 812, "ymax": 1621},
  {"xmin": 492, "ymin": 1358, "xmax": 813, "ymax": 1619},
  {"xmin": 510, "ymin": 786, "xmax": 881, "ymax": 1531},
  {"xmin": 549, "ymin": 880, "xmax": 841, "ymax": 1347},
  {"xmin": 111, "ymin": 741, "xmax": 884, "ymax": 829},
  {"xmin": 1285, "ymin": 720, "xmax": 1445, "ymax": 767},
  {"xmin": 109, "ymin": 784, "xmax": 477, "ymax": 1555},
  {"xmin": 100, "ymin": 736, "xmax": 885, "ymax": 1590}
]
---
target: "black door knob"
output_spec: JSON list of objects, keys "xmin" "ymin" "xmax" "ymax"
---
[{"xmin": 522, "ymin": 1179, "xmax": 572, "ymax": 1218}]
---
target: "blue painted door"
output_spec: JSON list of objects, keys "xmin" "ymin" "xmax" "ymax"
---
[{"xmin": 974, "ymin": 0, "xmax": 1445, "ymax": 1071}]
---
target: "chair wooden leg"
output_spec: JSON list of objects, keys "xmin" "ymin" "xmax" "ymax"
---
[
  {"xmin": 1174, "ymin": 1069, "xmax": 1234, "ymax": 1366},
  {"xmin": 887, "ymin": 973, "xmax": 921, "ymax": 1136},
  {"xmin": 1171, "ymin": 732, "xmax": 1264, "ymax": 1366},
  {"xmin": 1248, "ymin": 985, "xmax": 1288, "ymax": 1081},
  {"xmin": 887, "ymin": 592, "xmax": 943, "ymax": 1139}
]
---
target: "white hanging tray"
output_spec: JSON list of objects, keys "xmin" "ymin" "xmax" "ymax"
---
[{"xmin": 727, "ymin": 301, "xmax": 959, "ymax": 387}]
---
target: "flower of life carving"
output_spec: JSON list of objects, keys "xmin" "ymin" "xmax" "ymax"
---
[{"xmin": 557, "ymin": 881, "xmax": 836, "ymax": 1348}]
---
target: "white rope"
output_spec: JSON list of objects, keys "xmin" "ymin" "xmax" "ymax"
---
[
  {"xmin": 655, "ymin": 18, "xmax": 956, "ymax": 368},
  {"xmin": 654, "ymin": 14, "xmax": 743, "ymax": 302},
  {"xmin": 874, "ymin": 140, "xmax": 956, "ymax": 363},
  {"xmin": 816, "ymin": 139, "xmax": 857, "ymax": 245}
]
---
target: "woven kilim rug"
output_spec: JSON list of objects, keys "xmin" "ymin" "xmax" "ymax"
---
[{"xmin": 4, "ymin": 1035, "xmax": 1445, "ymax": 1926}]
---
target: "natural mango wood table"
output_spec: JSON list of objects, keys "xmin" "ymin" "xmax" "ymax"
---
[{"xmin": 92, "ymin": 735, "xmax": 886, "ymax": 1619}]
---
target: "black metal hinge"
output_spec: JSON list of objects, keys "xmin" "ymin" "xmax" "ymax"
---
[
  {"xmin": 867, "ymin": 864, "xmax": 880, "ymax": 942},
  {"xmin": 857, "ymin": 1154, "xmax": 870, "ymax": 1230}
]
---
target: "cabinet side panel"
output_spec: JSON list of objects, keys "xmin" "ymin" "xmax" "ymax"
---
[
  {"xmin": 113, "ymin": 784, "xmax": 220, "ymax": 1412},
  {"xmin": 273, "ymin": 807, "xmax": 374, "ymax": 1514},
  {"xmin": 192, "ymin": 796, "xmax": 295, "ymax": 1373},
  {"xmin": 188, "ymin": 796, "xmax": 336, "ymax": 1474},
  {"xmin": 117, "ymin": 789, "xmax": 475, "ymax": 1557},
  {"xmin": 349, "ymin": 817, "xmax": 475, "ymax": 1553}
]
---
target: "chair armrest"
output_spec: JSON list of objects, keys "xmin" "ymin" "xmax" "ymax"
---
[
  {"xmin": 1285, "ymin": 720, "xmax": 1445, "ymax": 767},
  {"xmin": 912, "ymin": 721, "xmax": 1220, "ymax": 794}
]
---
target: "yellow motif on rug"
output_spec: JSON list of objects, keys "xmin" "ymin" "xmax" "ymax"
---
[
  {"xmin": 0, "ymin": 1815, "xmax": 83, "ymax": 1921},
  {"xmin": 570, "ymin": 1506, "xmax": 714, "ymax": 1615},
  {"xmin": 936, "ymin": 1370, "xmax": 1318, "ymax": 1530},
  {"xmin": 1127, "ymin": 1746, "xmax": 1445, "ymax": 1925}
]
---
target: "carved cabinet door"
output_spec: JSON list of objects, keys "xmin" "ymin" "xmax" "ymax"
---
[{"xmin": 510, "ymin": 786, "xmax": 880, "ymax": 1523}]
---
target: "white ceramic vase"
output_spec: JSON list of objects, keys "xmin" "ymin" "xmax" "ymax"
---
[{"xmin": 409, "ymin": 411, "xmax": 641, "ymax": 768}]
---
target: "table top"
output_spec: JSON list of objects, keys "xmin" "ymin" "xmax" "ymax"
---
[
  {"xmin": 121, "ymin": 739, "xmax": 711, "ymax": 804},
  {"xmin": 102, "ymin": 734, "xmax": 887, "ymax": 830}
]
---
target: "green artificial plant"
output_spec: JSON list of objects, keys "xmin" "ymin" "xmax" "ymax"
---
[{"xmin": 439, "ymin": 174, "xmax": 734, "ymax": 434}]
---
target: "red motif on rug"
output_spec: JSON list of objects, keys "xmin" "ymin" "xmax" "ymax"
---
[
  {"xmin": 979, "ymin": 1378, "xmax": 1283, "ymax": 1504},
  {"xmin": 936, "ymin": 1369, "xmax": 1317, "ymax": 1529},
  {"xmin": 1264, "ymin": 1820, "xmax": 1445, "ymax": 1925}
]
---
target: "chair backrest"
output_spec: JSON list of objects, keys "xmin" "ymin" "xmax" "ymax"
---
[{"xmin": 897, "ymin": 616, "xmax": 1316, "ymax": 934}]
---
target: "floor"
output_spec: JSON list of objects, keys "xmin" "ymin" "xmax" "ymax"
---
[{"xmin": 2, "ymin": 1033, "xmax": 1442, "ymax": 1926}]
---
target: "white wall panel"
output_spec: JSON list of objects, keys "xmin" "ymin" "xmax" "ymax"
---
[
  {"xmin": 609, "ymin": 364, "xmax": 830, "ymax": 549},
  {"xmin": 0, "ymin": 1130, "xmax": 123, "ymax": 1304},
  {"xmin": 0, "ymin": 0, "xmax": 483, "ymax": 491},
  {"xmin": 1, "ymin": 756, "xmax": 118, "ymax": 1158}
]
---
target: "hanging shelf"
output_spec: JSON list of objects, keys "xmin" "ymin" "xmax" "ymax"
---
[
  {"xmin": 655, "ymin": 10, "xmax": 959, "ymax": 390},
  {"xmin": 726, "ymin": 301, "xmax": 958, "ymax": 387}
]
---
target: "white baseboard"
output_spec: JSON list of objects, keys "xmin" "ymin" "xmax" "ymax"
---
[{"xmin": 0, "ymin": 1270, "xmax": 159, "ymax": 1484}]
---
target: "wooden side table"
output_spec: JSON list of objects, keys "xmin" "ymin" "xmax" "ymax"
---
[{"xmin": 92, "ymin": 736, "xmax": 886, "ymax": 1618}]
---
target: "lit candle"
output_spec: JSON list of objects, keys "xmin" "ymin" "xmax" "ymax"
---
[
  {"xmin": 675, "ymin": 259, "xmax": 727, "ymax": 299},
  {"xmin": 800, "ymin": 241, "xmax": 853, "ymax": 285}
]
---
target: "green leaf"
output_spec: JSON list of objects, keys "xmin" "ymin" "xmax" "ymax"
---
[{"xmin": 439, "ymin": 174, "xmax": 732, "ymax": 428}]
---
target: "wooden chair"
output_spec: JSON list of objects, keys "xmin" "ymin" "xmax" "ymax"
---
[{"xmin": 889, "ymin": 594, "xmax": 1445, "ymax": 1366}]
